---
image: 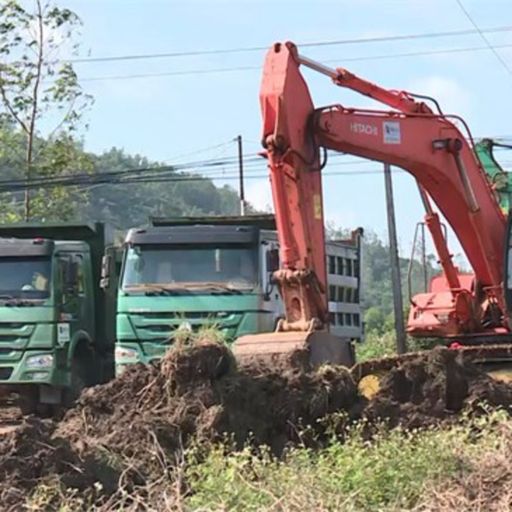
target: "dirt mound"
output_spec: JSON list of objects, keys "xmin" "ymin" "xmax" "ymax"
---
[
  {"xmin": 1, "ymin": 343, "xmax": 512, "ymax": 508},
  {"xmin": 54, "ymin": 341, "xmax": 359, "ymax": 483},
  {"xmin": 365, "ymin": 347, "xmax": 512, "ymax": 428},
  {"xmin": 0, "ymin": 417, "xmax": 114, "ymax": 509}
]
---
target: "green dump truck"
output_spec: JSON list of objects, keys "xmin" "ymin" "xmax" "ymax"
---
[
  {"xmin": 0, "ymin": 223, "xmax": 118, "ymax": 414},
  {"xmin": 115, "ymin": 215, "xmax": 363, "ymax": 373}
]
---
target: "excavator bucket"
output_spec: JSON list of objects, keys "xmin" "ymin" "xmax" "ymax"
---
[{"xmin": 232, "ymin": 331, "xmax": 355, "ymax": 369}]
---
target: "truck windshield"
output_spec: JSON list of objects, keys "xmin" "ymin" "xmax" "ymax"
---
[
  {"xmin": 122, "ymin": 245, "xmax": 258, "ymax": 291},
  {"xmin": 0, "ymin": 257, "xmax": 52, "ymax": 299}
]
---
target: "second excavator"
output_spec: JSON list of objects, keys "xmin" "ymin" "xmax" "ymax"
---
[{"xmin": 234, "ymin": 41, "xmax": 512, "ymax": 371}]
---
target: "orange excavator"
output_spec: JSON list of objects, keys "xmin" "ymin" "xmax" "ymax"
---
[{"xmin": 234, "ymin": 41, "xmax": 512, "ymax": 370}]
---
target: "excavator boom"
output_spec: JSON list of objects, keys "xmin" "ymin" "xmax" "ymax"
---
[{"xmin": 234, "ymin": 41, "xmax": 510, "ymax": 368}]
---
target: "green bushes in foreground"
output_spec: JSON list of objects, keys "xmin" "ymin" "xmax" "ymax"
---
[{"xmin": 184, "ymin": 412, "xmax": 507, "ymax": 512}]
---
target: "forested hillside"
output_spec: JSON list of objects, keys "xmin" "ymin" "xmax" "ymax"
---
[
  {"xmin": 83, "ymin": 148, "xmax": 241, "ymax": 228},
  {"xmin": 0, "ymin": 126, "xmax": 241, "ymax": 228}
]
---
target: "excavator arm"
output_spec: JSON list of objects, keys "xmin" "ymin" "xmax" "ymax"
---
[{"xmin": 234, "ymin": 41, "xmax": 509, "ymax": 369}]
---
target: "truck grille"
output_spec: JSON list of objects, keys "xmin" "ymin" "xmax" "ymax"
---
[
  {"xmin": 0, "ymin": 323, "xmax": 35, "ymax": 349},
  {"xmin": 130, "ymin": 312, "xmax": 242, "ymax": 343}
]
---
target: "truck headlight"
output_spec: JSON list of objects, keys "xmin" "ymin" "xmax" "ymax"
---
[
  {"xmin": 31, "ymin": 372, "xmax": 49, "ymax": 380},
  {"xmin": 115, "ymin": 346, "xmax": 138, "ymax": 360},
  {"xmin": 26, "ymin": 354, "xmax": 54, "ymax": 368}
]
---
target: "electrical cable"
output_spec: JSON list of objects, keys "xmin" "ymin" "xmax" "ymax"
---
[
  {"xmin": 455, "ymin": 0, "xmax": 512, "ymax": 78},
  {"xmin": 79, "ymin": 43, "xmax": 512, "ymax": 82},
  {"xmin": 70, "ymin": 25, "xmax": 512, "ymax": 64}
]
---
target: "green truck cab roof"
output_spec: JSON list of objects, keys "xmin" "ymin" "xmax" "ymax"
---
[
  {"xmin": 0, "ymin": 222, "xmax": 111, "ymax": 243},
  {"xmin": 150, "ymin": 214, "xmax": 276, "ymax": 230},
  {"xmin": 126, "ymin": 224, "xmax": 260, "ymax": 246},
  {"xmin": 122, "ymin": 215, "xmax": 278, "ymax": 247}
]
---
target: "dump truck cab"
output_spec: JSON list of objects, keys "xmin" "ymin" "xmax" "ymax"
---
[
  {"xmin": 116, "ymin": 216, "xmax": 282, "ymax": 371},
  {"xmin": 115, "ymin": 216, "xmax": 363, "ymax": 373},
  {"xmin": 0, "ymin": 223, "xmax": 118, "ymax": 414}
]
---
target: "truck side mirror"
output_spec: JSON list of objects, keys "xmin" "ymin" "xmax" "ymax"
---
[
  {"xmin": 100, "ymin": 254, "xmax": 112, "ymax": 289},
  {"xmin": 266, "ymin": 249, "xmax": 279, "ymax": 273}
]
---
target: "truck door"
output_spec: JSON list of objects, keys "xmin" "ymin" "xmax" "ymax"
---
[
  {"xmin": 56, "ymin": 254, "xmax": 78, "ymax": 346},
  {"xmin": 72, "ymin": 252, "xmax": 95, "ymax": 338},
  {"xmin": 56, "ymin": 252, "xmax": 93, "ymax": 344}
]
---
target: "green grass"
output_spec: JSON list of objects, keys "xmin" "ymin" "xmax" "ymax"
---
[
  {"xmin": 356, "ymin": 330, "xmax": 445, "ymax": 362},
  {"xmin": 184, "ymin": 412, "xmax": 506, "ymax": 512}
]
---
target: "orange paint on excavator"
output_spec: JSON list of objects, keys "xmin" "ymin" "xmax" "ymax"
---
[{"xmin": 234, "ymin": 41, "xmax": 512, "ymax": 368}]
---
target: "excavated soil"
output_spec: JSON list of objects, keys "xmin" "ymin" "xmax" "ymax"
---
[
  {"xmin": 1, "ymin": 342, "xmax": 512, "ymax": 509},
  {"xmin": 365, "ymin": 348, "xmax": 512, "ymax": 429}
]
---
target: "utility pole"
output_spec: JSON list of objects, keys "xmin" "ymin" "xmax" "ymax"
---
[
  {"xmin": 384, "ymin": 163, "xmax": 407, "ymax": 354},
  {"xmin": 236, "ymin": 135, "xmax": 246, "ymax": 216}
]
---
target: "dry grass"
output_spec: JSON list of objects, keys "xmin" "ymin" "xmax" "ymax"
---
[{"xmin": 415, "ymin": 418, "xmax": 512, "ymax": 511}]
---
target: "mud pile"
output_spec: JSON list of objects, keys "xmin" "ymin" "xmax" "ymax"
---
[
  {"xmin": 365, "ymin": 348, "xmax": 512, "ymax": 428},
  {"xmin": 1, "ymin": 343, "xmax": 512, "ymax": 508}
]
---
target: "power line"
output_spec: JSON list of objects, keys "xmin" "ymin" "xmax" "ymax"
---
[
  {"xmin": 6, "ymin": 156, "xmax": 512, "ymax": 193},
  {"xmin": 79, "ymin": 42, "xmax": 512, "ymax": 82},
  {"xmin": 455, "ymin": 0, "xmax": 512, "ymax": 78},
  {"xmin": 0, "ymin": 167, "xmax": 407, "ymax": 194},
  {"xmin": 70, "ymin": 25, "xmax": 512, "ymax": 64},
  {"xmin": 0, "ymin": 151, "xmax": 394, "ymax": 193},
  {"xmin": 165, "ymin": 140, "xmax": 236, "ymax": 162}
]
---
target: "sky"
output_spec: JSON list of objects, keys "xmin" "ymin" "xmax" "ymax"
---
[{"xmin": 56, "ymin": 0, "xmax": 512, "ymax": 260}]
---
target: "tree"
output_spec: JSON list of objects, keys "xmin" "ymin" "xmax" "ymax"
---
[{"xmin": 0, "ymin": 0, "xmax": 92, "ymax": 220}]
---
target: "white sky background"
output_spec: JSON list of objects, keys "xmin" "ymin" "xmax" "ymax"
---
[{"xmin": 58, "ymin": 0, "xmax": 512, "ymax": 263}]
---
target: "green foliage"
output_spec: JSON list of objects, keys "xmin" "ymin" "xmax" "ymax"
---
[
  {"xmin": 0, "ymin": 128, "xmax": 93, "ymax": 221},
  {"xmin": 0, "ymin": 125, "xmax": 242, "ymax": 226},
  {"xmin": 185, "ymin": 414, "xmax": 504, "ymax": 511},
  {"xmin": 81, "ymin": 147, "xmax": 241, "ymax": 228},
  {"xmin": 363, "ymin": 306, "xmax": 394, "ymax": 335},
  {"xmin": 0, "ymin": 0, "xmax": 92, "ymax": 220},
  {"xmin": 356, "ymin": 330, "xmax": 398, "ymax": 361}
]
